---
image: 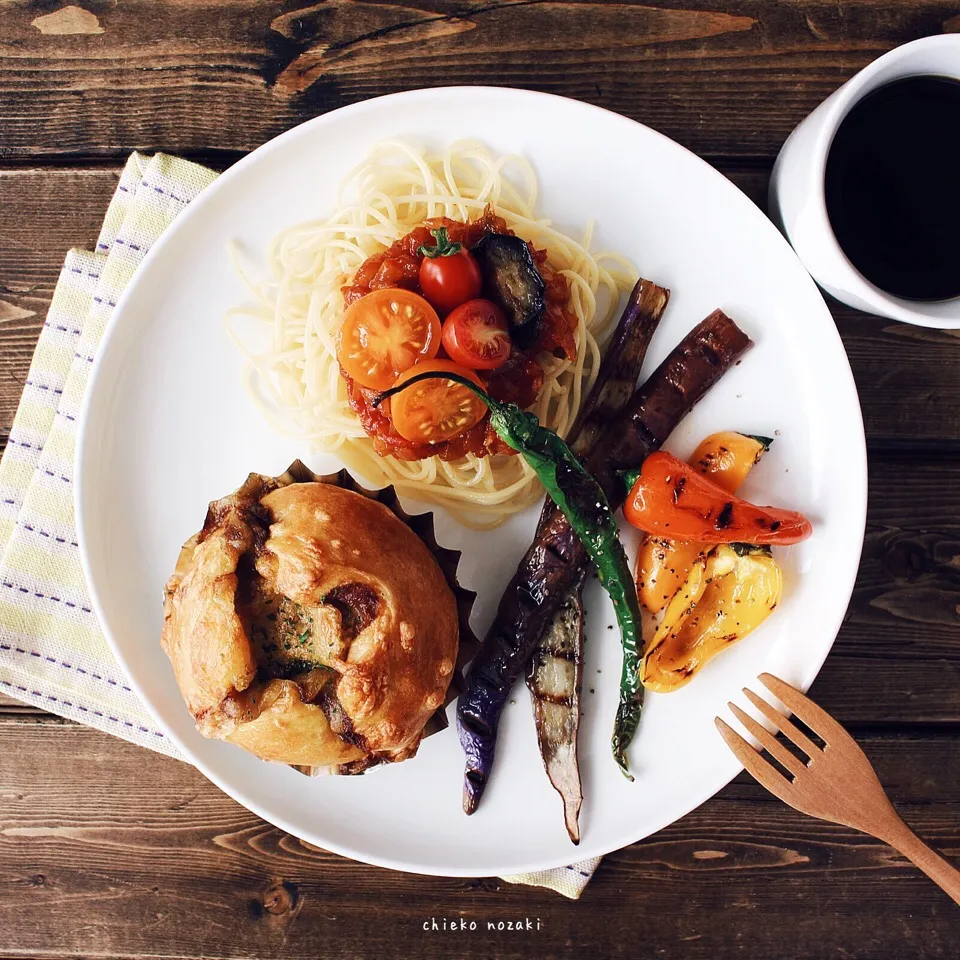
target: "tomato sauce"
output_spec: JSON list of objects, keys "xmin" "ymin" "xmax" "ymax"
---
[{"xmin": 341, "ymin": 207, "xmax": 576, "ymax": 461}]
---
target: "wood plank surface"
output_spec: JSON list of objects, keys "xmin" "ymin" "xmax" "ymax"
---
[
  {"xmin": 1, "ymin": 1, "xmax": 959, "ymax": 161},
  {"xmin": 0, "ymin": 720, "xmax": 957, "ymax": 960}
]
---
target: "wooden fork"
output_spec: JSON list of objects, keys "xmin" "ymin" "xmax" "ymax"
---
[{"xmin": 716, "ymin": 672, "xmax": 960, "ymax": 905}]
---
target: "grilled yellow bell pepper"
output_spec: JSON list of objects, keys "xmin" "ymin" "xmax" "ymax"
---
[
  {"xmin": 635, "ymin": 432, "xmax": 771, "ymax": 615},
  {"xmin": 640, "ymin": 544, "xmax": 782, "ymax": 693}
]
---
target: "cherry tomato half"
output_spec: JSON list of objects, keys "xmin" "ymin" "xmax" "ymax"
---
[
  {"xmin": 441, "ymin": 299, "xmax": 512, "ymax": 371},
  {"xmin": 389, "ymin": 360, "xmax": 487, "ymax": 445},
  {"xmin": 418, "ymin": 229, "xmax": 482, "ymax": 312},
  {"xmin": 337, "ymin": 289, "xmax": 440, "ymax": 391}
]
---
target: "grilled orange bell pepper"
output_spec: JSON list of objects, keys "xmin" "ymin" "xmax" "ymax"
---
[
  {"xmin": 641, "ymin": 544, "xmax": 783, "ymax": 692},
  {"xmin": 624, "ymin": 451, "xmax": 812, "ymax": 545},
  {"xmin": 636, "ymin": 432, "xmax": 769, "ymax": 614}
]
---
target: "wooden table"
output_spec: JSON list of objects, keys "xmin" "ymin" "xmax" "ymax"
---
[{"xmin": 2, "ymin": 3, "xmax": 959, "ymax": 958}]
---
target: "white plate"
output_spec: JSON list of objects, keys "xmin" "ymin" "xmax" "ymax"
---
[{"xmin": 76, "ymin": 87, "xmax": 867, "ymax": 878}]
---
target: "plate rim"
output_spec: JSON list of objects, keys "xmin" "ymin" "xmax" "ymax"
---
[{"xmin": 75, "ymin": 85, "xmax": 868, "ymax": 877}]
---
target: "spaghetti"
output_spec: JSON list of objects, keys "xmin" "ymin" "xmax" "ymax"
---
[{"xmin": 227, "ymin": 140, "xmax": 636, "ymax": 527}]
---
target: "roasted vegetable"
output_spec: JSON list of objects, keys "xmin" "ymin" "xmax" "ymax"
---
[
  {"xmin": 337, "ymin": 288, "xmax": 440, "ymax": 391},
  {"xmin": 689, "ymin": 432, "xmax": 773, "ymax": 489},
  {"xmin": 376, "ymin": 369, "xmax": 644, "ymax": 780},
  {"xmin": 418, "ymin": 227, "xmax": 482, "ymax": 312},
  {"xmin": 636, "ymin": 432, "xmax": 771, "ymax": 614},
  {"xmin": 641, "ymin": 544, "xmax": 782, "ymax": 692},
  {"xmin": 527, "ymin": 579, "xmax": 585, "ymax": 844},
  {"xmin": 528, "ymin": 278, "xmax": 667, "ymax": 841},
  {"xmin": 624, "ymin": 451, "xmax": 812, "ymax": 545},
  {"xmin": 455, "ymin": 308, "xmax": 752, "ymax": 813},
  {"xmin": 637, "ymin": 536, "xmax": 701, "ymax": 619},
  {"xmin": 567, "ymin": 279, "xmax": 672, "ymax": 459},
  {"xmin": 388, "ymin": 360, "xmax": 487, "ymax": 444},
  {"xmin": 441, "ymin": 299, "xmax": 511, "ymax": 371},
  {"xmin": 472, "ymin": 234, "xmax": 546, "ymax": 348}
]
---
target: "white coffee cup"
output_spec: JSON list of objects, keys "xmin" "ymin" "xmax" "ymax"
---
[{"xmin": 769, "ymin": 34, "xmax": 960, "ymax": 328}]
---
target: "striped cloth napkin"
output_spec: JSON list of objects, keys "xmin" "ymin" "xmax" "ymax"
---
[{"xmin": 0, "ymin": 152, "xmax": 600, "ymax": 898}]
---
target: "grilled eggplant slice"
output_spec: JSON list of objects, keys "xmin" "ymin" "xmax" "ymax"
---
[
  {"xmin": 527, "ymin": 575, "xmax": 585, "ymax": 844},
  {"xmin": 567, "ymin": 279, "xmax": 672, "ymax": 459},
  {"xmin": 472, "ymin": 234, "xmax": 546, "ymax": 348}
]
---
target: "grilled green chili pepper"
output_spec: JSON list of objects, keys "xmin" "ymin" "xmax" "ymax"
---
[{"xmin": 373, "ymin": 371, "xmax": 644, "ymax": 777}]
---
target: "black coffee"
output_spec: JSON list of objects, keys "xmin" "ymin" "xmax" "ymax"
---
[{"xmin": 824, "ymin": 75, "xmax": 960, "ymax": 301}]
